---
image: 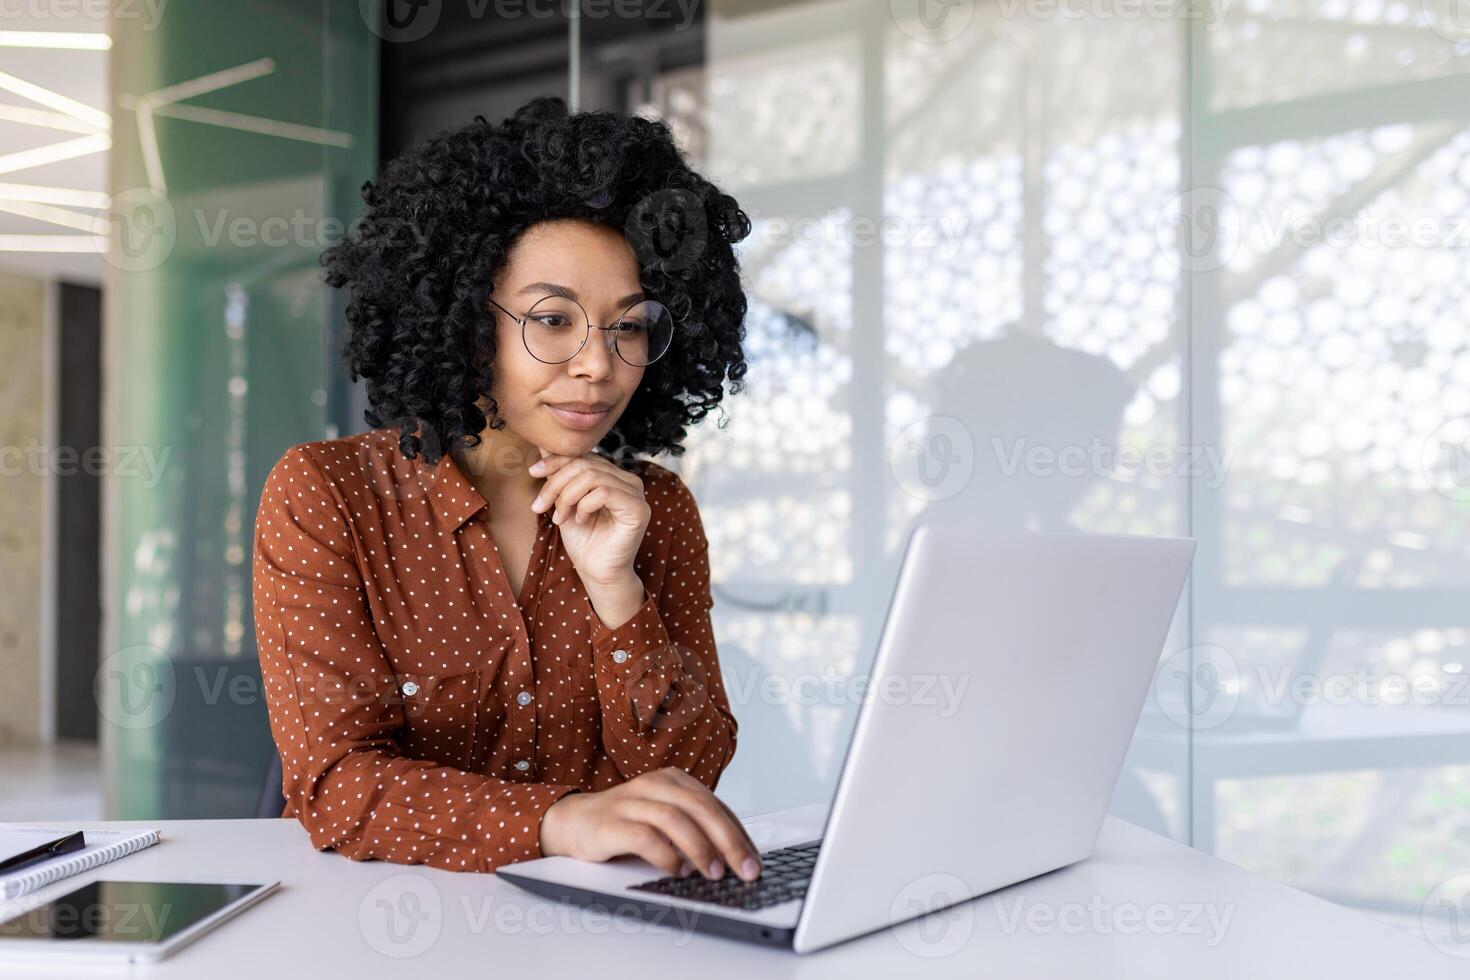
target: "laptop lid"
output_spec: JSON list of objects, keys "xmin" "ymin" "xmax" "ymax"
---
[{"xmin": 792, "ymin": 523, "xmax": 1195, "ymax": 954}]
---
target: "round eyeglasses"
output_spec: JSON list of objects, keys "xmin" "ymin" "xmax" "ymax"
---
[{"xmin": 488, "ymin": 294, "xmax": 674, "ymax": 367}]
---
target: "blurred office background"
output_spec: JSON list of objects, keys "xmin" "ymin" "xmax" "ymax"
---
[{"xmin": 1, "ymin": 0, "xmax": 1468, "ymax": 940}]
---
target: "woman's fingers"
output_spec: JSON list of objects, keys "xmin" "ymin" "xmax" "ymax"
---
[
  {"xmin": 614, "ymin": 821, "xmax": 684, "ymax": 877},
  {"xmin": 533, "ymin": 455, "xmax": 642, "ymax": 509},
  {"xmin": 572, "ymin": 484, "xmax": 646, "ymax": 526},
  {"xmin": 640, "ymin": 772, "xmax": 761, "ymax": 880},
  {"xmin": 548, "ymin": 773, "xmax": 760, "ymax": 881},
  {"xmin": 551, "ymin": 471, "xmax": 641, "ymax": 526},
  {"xmin": 620, "ymin": 798, "xmax": 724, "ymax": 879},
  {"xmin": 660, "ymin": 768, "xmax": 760, "ymax": 860},
  {"xmin": 710, "ymin": 792, "xmax": 761, "ymax": 859},
  {"xmin": 571, "ymin": 486, "xmax": 609, "ymax": 524},
  {"xmin": 544, "ymin": 469, "xmax": 608, "ymax": 521}
]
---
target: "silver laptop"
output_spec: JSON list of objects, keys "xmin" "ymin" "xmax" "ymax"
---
[{"xmin": 497, "ymin": 523, "xmax": 1195, "ymax": 953}]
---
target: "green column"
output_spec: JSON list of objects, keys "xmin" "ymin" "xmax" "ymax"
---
[{"xmin": 104, "ymin": 0, "xmax": 378, "ymax": 818}]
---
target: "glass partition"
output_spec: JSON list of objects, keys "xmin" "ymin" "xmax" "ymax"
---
[
  {"xmin": 104, "ymin": 0, "xmax": 377, "ymax": 818},
  {"xmin": 574, "ymin": 0, "xmax": 1470, "ymax": 930},
  {"xmin": 672, "ymin": 0, "xmax": 1195, "ymax": 827},
  {"xmin": 1188, "ymin": 0, "xmax": 1470, "ymax": 926}
]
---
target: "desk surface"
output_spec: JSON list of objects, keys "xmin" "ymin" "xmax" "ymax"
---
[{"xmin": 0, "ymin": 812, "xmax": 1461, "ymax": 977}]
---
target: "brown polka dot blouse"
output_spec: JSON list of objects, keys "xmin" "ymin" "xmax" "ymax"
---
[{"xmin": 251, "ymin": 427, "xmax": 738, "ymax": 872}]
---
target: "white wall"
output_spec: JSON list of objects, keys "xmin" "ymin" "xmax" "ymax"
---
[{"xmin": 0, "ymin": 271, "xmax": 53, "ymax": 745}]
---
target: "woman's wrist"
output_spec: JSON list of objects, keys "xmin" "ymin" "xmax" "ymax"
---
[
  {"xmin": 582, "ymin": 572, "xmax": 646, "ymax": 631},
  {"xmin": 540, "ymin": 790, "xmax": 585, "ymax": 857}
]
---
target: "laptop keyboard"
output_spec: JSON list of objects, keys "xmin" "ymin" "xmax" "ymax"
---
[{"xmin": 627, "ymin": 839, "xmax": 821, "ymax": 911}]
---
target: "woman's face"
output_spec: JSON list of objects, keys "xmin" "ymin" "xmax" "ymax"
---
[{"xmin": 483, "ymin": 219, "xmax": 648, "ymax": 458}]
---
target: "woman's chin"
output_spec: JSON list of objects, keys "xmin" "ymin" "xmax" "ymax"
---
[{"xmin": 536, "ymin": 425, "xmax": 602, "ymax": 454}]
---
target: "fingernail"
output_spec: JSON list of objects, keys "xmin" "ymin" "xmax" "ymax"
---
[
  {"xmin": 707, "ymin": 860, "xmax": 724, "ymax": 879},
  {"xmin": 741, "ymin": 857, "xmax": 760, "ymax": 880},
  {"xmin": 678, "ymin": 859, "xmax": 693, "ymax": 877},
  {"xmin": 529, "ymin": 461, "xmax": 544, "ymax": 474}
]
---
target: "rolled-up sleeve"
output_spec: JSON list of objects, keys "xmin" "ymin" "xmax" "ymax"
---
[
  {"xmin": 253, "ymin": 446, "xmax": 580, "ymax": 872},
  {"xmin": 580, "ymin": 473, "xmax": 738, "ymax": 788}
]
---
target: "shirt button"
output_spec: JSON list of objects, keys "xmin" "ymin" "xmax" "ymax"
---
[
  {"xmin": 400, "ymin": 680, "xmax": 419, "ymax": 697},
  {"xmin": 516, "ymin": 691, "xmax": 533, "ymax": 706},
  {"xmin": 611, "ymin": 649, "xmax": 629, "ymax": 664},
  {"xmin": 514, "ymin": 759, "xmax": 531, "ymax": 772}
]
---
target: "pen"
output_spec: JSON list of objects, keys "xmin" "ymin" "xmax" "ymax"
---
[{"xmin": 0, "ymin": 831, "xmax": 86, "ymax": 875}]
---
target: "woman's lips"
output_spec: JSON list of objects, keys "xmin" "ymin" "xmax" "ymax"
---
[{"xmin": 546, "ymin": 403, "xmax": 611, "ymax": 430}]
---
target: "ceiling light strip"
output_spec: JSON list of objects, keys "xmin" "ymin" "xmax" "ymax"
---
[
  {"xmin": 0, "ymin": 31, "xmax": 111, "ymax": 50},
  {"xmin": 0, "ymin": 234, "xmax": 106, "ymax": 252},
  {"xmin": 0, "ymin": 182, "xmax": 110, "ymax": 209},
  {"xmin": 0, "ymin": 134, "xmax": 111, "ymax": 177}
]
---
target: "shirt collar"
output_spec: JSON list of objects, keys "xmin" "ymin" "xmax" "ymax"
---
[
  {"xmin": 425, "ymin": 444, "xmax": 489, "ymax": 533},
  {"xmin": 420, "ymin": 438, "xmax": 554, "ymax": 535}
]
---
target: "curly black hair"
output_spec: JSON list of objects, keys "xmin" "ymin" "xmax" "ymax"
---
[{"xmin": 321, "ymin": 95, "xmax": 752, "ymax": 467}]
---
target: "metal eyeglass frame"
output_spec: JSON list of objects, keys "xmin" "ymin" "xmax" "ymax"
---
[{"xmin": 487, "ymin": 295, "xmax": 672, "ymax": 367}]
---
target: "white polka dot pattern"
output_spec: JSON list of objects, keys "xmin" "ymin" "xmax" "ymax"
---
[{"xmin": 251, "ymin": 427, "xmax": 738, "ymax": 873}]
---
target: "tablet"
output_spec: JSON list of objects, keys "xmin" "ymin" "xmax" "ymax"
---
[{"xmin": 0, "ymin": 879, "xmax": 280, "ymax": 963}]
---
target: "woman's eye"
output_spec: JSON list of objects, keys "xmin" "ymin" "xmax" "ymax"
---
[
  {"xmin": 618, "ymin": 321, "xmax": 649, "ymax": 333},
  {"xmin": 533, "ymin": 315, "xmax": 572, "ymax": 329}
]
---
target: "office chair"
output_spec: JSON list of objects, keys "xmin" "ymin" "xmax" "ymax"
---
[{"xmin": 254, "ymin": 747, "xmax": 286, "ymax": 819}]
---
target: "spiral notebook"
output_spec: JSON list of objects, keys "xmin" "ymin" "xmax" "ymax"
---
[{"xmin": 0, "ymin": 826, "xmax": 162, "ymax": 900}]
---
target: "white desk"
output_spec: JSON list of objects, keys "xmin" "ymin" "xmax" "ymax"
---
[{"xmin": 2, "ymin": 810, "xmax": 1462, "ymax": 977}]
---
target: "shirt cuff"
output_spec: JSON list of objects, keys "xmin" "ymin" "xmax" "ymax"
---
[
  {"xmin": 478, "ymin": 781, "xmax": 583, "ymax": 871},
  {"xmin": 583, "ymin": 586, "xmax": 678, "ymax": 680}
]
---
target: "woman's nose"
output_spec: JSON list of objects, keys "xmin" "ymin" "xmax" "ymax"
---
[{"xmin": 569, "ymin": 327, "xmax": 617, "ymax": 375}]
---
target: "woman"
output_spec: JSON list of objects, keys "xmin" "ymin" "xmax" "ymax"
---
[{"xmin": 252, "ymin": 96, "xmax": 761, "ymax": 884}]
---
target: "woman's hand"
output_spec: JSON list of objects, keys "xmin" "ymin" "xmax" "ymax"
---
[
  {"xmin": 529, "ymin": 447, "xmax": 650, "ymax": 589},
  {"xmin": 539, "ymin": 768, "xmax": 762, "ymax": 881}
]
